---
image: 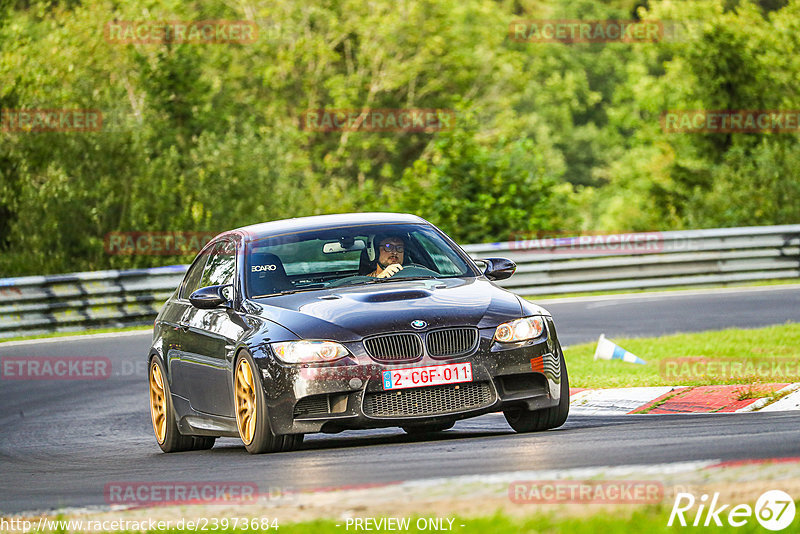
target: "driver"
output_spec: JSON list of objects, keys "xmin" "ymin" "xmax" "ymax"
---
[{"xmin": 367, "ymin": 235, "xmax": 405, "ymax": 278}]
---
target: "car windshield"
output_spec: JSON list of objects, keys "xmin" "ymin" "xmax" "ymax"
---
[{"xmin": 245, "ymin": 223, "xmax": 477, "ymax": 298}]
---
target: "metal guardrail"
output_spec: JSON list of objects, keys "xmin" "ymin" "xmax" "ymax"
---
[
  {"xmin": 1, "ymin": 225, "xmax": 798, "ymax": 339},
  {"xmin": 462, "ymin": 224, "xmax": 800, "ymax": 296},
  {"xmin": 0, "ymin": 266, "xmax": 187, "ymax": 339}
]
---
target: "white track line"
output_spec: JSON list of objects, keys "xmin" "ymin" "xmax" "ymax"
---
[
  {"xmin": 0, "ymin": 329, "xmax": 151, "ymax": 347},
  {"xmin": 569, "ymin": 387, "xmax": 677, "ymax": 415}
]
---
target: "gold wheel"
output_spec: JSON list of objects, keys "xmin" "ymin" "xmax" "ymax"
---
[
  {"xmin": 235, "ymin": 357, "xmax": 257, "ymax": 445},
  {"xmin": 149, "ymin": 361, "xmax": 167, "ymax": 444}
]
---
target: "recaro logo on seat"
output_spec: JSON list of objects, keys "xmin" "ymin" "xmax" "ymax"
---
[{"xmin": 251, "ymin": 265, "xmax": 277, "ymax": 272}]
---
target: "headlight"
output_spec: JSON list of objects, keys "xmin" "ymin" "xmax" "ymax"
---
[
  {"xmin": 494, "ymin": 317, "xmax": 545, "ymax": 343},
  {"xmin": 272, "ymin": 340, "xmax": 349, "ymax": 364}
]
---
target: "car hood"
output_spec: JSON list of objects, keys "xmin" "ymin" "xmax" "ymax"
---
[{"xmin": 246, "ymin": 277, "xmax": 535, "ymax": 342}]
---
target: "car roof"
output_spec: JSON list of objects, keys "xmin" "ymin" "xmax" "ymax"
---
[{"xmin": 232, "ymin": 212, "xmax": 427, "ymax": 243}]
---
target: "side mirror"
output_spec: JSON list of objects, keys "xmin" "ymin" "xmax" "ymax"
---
[
  {"xmin": 479, "ymin": 258, "xmax": 516, "ymax": 281},
  {"xmin": 189, "ymin": 285, "xmax": 232, "ymax": 309}
]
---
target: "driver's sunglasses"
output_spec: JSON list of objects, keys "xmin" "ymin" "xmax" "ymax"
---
[{"xmin": 380, "ymin": 243, "xmax": 405, "ymax": 253}]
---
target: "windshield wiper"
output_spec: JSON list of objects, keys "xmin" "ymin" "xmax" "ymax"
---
[
  {"xmin": 332, "ymin": 275, "xmax": 438, "ymax": 288},
  {"xmin": 380, "ymin": 275, "xmax": 436, "ymax": 282},
  {"xmin": 251, "ymin": 287, "xmax": 321, "ymax": 298}
]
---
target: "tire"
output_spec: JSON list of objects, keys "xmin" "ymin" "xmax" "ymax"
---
[
  {"xmin": 234, "ymin": 351, "xmax": 303, "ymax": 454},
  {"xmin": 401, "ymin": 421, "xmax": 455, "ymax": 434},
  {"xmin": 503, "ymin": 347, "xmax": 570, "ymax": 433},
  {"xmin": 149, "ymin": 356, "xmax": 201, "ymax": 452}
]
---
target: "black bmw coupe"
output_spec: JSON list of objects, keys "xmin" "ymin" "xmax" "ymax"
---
[{"xmin": 148, "ymin": 213, "xmax": 569, "ymax": 453}]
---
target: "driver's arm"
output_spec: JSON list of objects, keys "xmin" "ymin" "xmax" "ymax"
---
[{"xmin": 377, "ymin": 263, "xmax": 403, "ymax": 278}]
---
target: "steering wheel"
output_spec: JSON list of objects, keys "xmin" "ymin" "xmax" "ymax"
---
[
  {"xmin": 391, "ymin": 264, "xmax": 439, "ymax": 278},
  {"xmin": 327, "ymin": 275, "xmax": 374, "ymax": 288}
]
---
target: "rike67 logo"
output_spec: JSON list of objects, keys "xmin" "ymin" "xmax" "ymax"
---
[{"xmin": 669, "ymin": 490, "xmax": 795, "ymax": 530}]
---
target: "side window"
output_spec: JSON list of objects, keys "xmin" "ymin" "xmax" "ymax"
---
[
  {"xmin": 413, "ymin": 232, "xmax": 463, "ymax": 275},
  {"xmin": 199, "ymin": 240, "xmax": 236, "ymax": 292},
  {"xmin": 180, "ymin": 254, "xmax": 209, "ymax": 299}
]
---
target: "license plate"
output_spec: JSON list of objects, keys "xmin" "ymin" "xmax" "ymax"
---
[{"xmin": 382, "ymin": 362, "xmax": 472, "ymax": 390}]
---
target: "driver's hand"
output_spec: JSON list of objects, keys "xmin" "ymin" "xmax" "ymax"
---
[{"xmin": 378, "ymin": 264, "xmax": 403, "ymax": 278}]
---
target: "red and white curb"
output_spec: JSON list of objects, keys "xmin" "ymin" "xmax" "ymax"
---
[{"xmin": 569, "ymin": 383, "xmax": 800, "ymax": 415}]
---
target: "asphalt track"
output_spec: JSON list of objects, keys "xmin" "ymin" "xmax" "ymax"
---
[{"xmin": 2, "ymin": 285, "xmax": 800, "ymax": 514}]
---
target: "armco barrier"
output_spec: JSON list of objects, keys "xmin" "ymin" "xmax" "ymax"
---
[
  {"xmin": 461, "ymin": 225, "xmax": 800, "ymax": 296},
  {"xmin": 0, "ymin": 265, "xmax": 186, "ymax": 339},
  {"xmin": 0, "ymin": 225, "xmax": 798, "ymax": 339}
]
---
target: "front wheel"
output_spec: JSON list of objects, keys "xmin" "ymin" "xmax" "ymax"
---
[
  {"xmin": 503, "ymin": 348, "xmax": 570, "ymax": 433},
  {"xmin": 149, "ymin": 356, "xmax": 215, "ymax": 452},
  {"xmin": 234, "ymin": 351, "xmax": 303, "ymax": 454}
]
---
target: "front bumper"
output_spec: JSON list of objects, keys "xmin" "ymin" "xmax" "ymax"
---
[{"xmin": 252, "ymin": 317, "xmax": 564, "ymax": 434}]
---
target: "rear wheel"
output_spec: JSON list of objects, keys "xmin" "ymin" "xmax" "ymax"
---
[
  {"xmin": 503, "ymin": 348, "xmax": 570, "ymax": 433},
  {"xmin": 149, "ymin": 356, "xmax": 215, "ymax": 452},
  {"xmin": 234, "ymin": 351, "xmax": 303, "ymax": 454},
  {"xmin": 401, "ymin": 421, "xmax": 455, "ymax": 434}
]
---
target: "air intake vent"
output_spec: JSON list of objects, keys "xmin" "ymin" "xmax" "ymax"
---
[
  {"xmin": 363, "ymin": 382, "xmax": 494, "ymax": 417},
  {"xmin": 364, "ymin": 333, "xmax": 422, "ymax": 362},
  {"xmin": 293, "ymin": 395, "xmax": 329, "ymax": 417},
  {"xmin": 426, "ymin": 327, "xmax": 479, "ymax": 357}
]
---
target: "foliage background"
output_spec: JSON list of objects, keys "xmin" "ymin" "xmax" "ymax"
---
[{"xmin": 0, "ymin": 0, "xmax": 798, "ymax": 276}]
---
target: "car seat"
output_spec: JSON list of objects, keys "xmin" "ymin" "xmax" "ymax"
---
[{"xmin": 248, "ymin": 252, "xmax": 293, "ymax": 296}]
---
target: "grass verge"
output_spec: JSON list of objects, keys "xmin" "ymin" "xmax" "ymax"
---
[{"xmin": 565, "ymin": 322, "xmax": 800, "ymax": 388}]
